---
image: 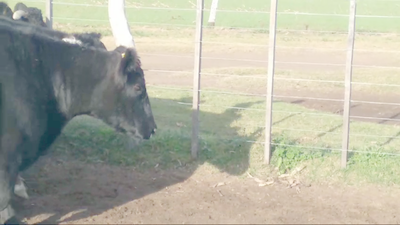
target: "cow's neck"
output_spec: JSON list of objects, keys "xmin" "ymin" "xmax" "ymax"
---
[
  {"xmin": 52, "ymin": 72, "xmax": 90, "ymax": 118},
  {"xmin": 51, "ymin": 48, "xmax": 122, "ymax": 119},
  {"xmin": 51, "ymin": 63, "xmax": 113, "ymax": 119}
]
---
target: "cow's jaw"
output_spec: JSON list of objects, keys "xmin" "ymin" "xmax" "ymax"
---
[{"xmin": 109, "ymin": 115, "xmax": 143, "ymax": 140}]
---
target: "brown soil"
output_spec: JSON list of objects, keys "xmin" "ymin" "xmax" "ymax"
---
[
  {"xmin": 16, "ymin": 36, "xmax": 400, "ymax": 224},
  {"xmin": 18, "ymin": 156, "xmax": 400, "ymax": 224}
]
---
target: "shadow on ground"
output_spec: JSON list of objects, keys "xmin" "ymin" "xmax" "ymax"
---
[{"xmin": 15, "ymin": 96, "xmax": 263, "ymax": 224}]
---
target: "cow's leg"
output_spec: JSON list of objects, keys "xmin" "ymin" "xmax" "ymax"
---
[
  {"xmin": 0, "ymin": 132, "xmax": 24, "ymax": 224},
  {"xmin": 4, "ymin": 216, "xmax": 20, "ymax": 225},
  {"xmin": 0, "ymin": 205, "xmax": 15, "ymax": 224},
  {"xmin": 0, "ymin": 174, "xmax": 21, "ymax": 224},
  {"xmin": 0, "ymin": 164, "xmax": 20, "ymax": 224},
  {"xmin": 0, "ymin": 170, "xmax": 16, "ymax": 224}
]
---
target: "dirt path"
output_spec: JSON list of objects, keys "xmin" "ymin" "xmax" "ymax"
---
[
  {"xmin": 140, "ymin": 55, "xmax": 400, "ymax": 125},
  {"xmin": 19, "ymin": 156, "xmax": 400, "ymax": 224}
]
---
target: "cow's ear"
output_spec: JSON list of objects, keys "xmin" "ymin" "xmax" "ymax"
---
[{"xmin": 119, "ymin": 48, "xmax": 141, "ymax": 76}]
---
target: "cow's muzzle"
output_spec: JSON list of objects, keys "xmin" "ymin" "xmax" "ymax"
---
[{"xmin": 143, "ymin": 128, "xmax": 156, "ymax": 140}]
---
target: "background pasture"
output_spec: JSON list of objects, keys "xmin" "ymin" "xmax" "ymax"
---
[{"xmin": 5, "ymin": 0, "xmax": 400, "ymax": 223}]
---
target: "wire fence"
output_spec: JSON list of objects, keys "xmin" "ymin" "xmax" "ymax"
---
[{"xmin": 35, "ymin": 0, "xmax": 400, "ymax": 169}]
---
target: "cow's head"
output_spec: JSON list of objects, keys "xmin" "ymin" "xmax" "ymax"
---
[
  {"xmin": 91, "ymin": 46, "xmax": 156, "ymax": 141},
  {"xmin": 92, "ymin": 0, "xmax": 156, "ymax": 141},
  {"xmin": 12, "ymin": 2, "xmax": 47, "ymax": 27}
]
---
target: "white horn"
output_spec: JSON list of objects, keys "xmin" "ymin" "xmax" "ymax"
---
[
  {"xmin": 108, "ymin": 0, "xmax": 135, "ymax": 48},
  {"xmin": 12, "ymin": 10, "xmax": 28, "ymax": 20}
]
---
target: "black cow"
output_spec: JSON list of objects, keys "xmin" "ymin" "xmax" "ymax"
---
[
  {"xmin": 2, "ymin": 1, "xmax": 107, "ymax": 203},
  {"xmin": 28, "ymin": 26, "xmax": 107, "ymax": 50},
  {"xmin": 12, "ymin": 2, "xmax": 47, "ymax": 27},
  {"xmin": 0, "ymin": 16, "xmax": 157, "ymax": 224},
  {"xmin": 0, "ymin": 1, "xmax": 107, "ymax": 50}
]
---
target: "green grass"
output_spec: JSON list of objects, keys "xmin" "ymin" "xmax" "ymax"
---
[{"xmin": 4, "ymin": 0, "xmax": 400, "ymax": 32}]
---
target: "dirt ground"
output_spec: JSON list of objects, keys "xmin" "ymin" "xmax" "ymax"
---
[
  {"xmin": 17, "ymin": 36, "xmax": 400, "ymax": 224},
  {"xmin": 18, "ymin": 156, "xmax": 400, "ymax": 224}
]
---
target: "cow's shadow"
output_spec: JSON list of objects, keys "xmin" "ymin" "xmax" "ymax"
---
[{"xmin": 16, "ymin": 96, "xmax": 264, "ymax": 224}]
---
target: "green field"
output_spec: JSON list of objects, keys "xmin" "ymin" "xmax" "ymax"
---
[
  {"xmin": 5, "ymin": 0, "xmax": 400, "ymax": 187},
  {"xmin": 6, "ymin": 0, "xmax": 400, "ymax": 32}
]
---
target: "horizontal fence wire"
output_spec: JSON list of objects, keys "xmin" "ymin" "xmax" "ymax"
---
[
  {"xmin": 140, "ymin": 40, "xmax": 400, "ymax": 53},
  {"xmin": 147, "ymin": 86, "xmax": 400, "ymax": 109},
  {"xmin": 149, "ymin": 99, "xmax": 400, "ymax": 142},
  {"xmin": 271, "ymin": 143, "xmax": 400, "ymax": 157},
  {"xmin": 195, "ymin": 135, "xmax": 400, "ymax": 157},
  {"xmin": 351, "ymin": 100, "xmax": 400, "ymax": 106},
  {"xmin": 193, "ymin": 136, "xmax": 400, "ymax": 157},
  {"xmin": 139, "ymin": 53, "xmax": 400, "ymax": 69},
  {"xmin": 350, "ymin": 116, "xmax": 400, "ymax": 122},
  {"xmin": 150, "ymin": 99, "xmax": 400, "ymax": 126},
  {"xmin": 149, "ymin": 96, "xmax": 400, "ymax": 126},
  {"xmin": 49, "ymin": 17, "xmax": 400, "ymax": 36},
  {"xmin": 273, "ymin": 127, "xmax": 400, "ymax": 140},
  {"xmin": 146, "ymin": 70, "xmax": 400, "ymax": 88}
]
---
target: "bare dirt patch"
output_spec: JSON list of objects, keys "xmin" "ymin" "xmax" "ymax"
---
[{"xmin": 18, "ymin": 156, "xmax": 400, "ymax": 224}]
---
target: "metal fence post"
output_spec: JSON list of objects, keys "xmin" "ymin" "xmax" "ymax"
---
[
  {"xmin": 264, "ymin": 0, "xmax": 278, "ymax": 164},
  {"xmin": 191, "ymin": 0, "xmax": 205, "ymax": 159},
  {"xmin": 341, "ymin": 0, "xmax": 357, "ymax": 168},
  {"xmin": 45, "ymin": 0, "xmax": 53, "ymax": 29}
]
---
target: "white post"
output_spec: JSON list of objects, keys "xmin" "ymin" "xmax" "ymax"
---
[
  {"xmin": 45, "ymin": 0, "xmax": 52, "ymax": 29},
  {"xmin": 207, "ymin": 0, "xmax": 218, "ymax": 26},
  {"xmin": 108, "ymin": 0, "xmax": 135, "ymax": 48}
]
